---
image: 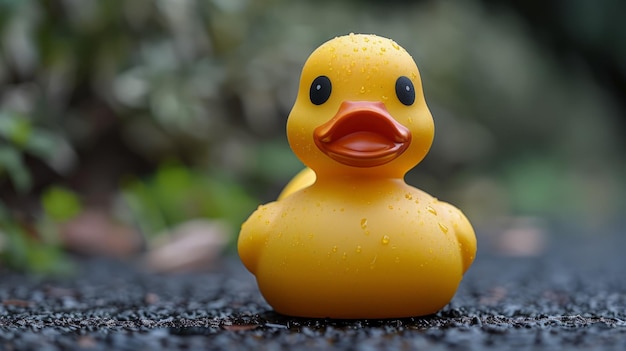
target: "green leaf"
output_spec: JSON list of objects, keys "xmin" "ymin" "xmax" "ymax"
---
[
  {"xmin": 41, "ymin": 186, "xmax": 82, "ymax": 222},
  {"xmin": 23, "ymin": 129, "xmax": 61, "ymax": 160},
  {"xmin": 0, "ymin": 145, "xmax": 32, "ymax": 192},
  {"xmin": 0, "ymin": 112, "xmax": 32, "ymax": 148}
]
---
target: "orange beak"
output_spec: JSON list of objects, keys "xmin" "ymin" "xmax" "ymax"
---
[{"xmin": 314, "ymin": 101, "xmax": 411, "ymax": 168}]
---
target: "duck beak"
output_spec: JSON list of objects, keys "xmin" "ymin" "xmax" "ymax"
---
[{"xmin": 314, "ymin": 101, "xmax": 411, "ymax": 167}]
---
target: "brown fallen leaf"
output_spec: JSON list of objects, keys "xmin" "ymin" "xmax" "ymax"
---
[
  {"xmin": 2, "ymin": 299, "xmax": 32, "ymax": 307},
  {"xmin": 494, "ymin": 216, "xmax": 547, "ymax": 257},
  {"xmin": 142, "ymin": 219, "xmax": 229, "ymax": 273},
  {"xmin": 60, "ymin": 209, "xmax": 143, "ymax": 258},
  {"xmin": 222, "ymin": 324, "xmax": 259, "ymax": 331},
  {"xmin": 144, "ymin": 292, "xmax": 160, "ymax": 304}
]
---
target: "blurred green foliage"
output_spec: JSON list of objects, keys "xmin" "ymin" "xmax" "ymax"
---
[
  {"xmin": 41, "ymin": 186, "xmax": 81, "ymax": 222},
  {"xmin": 0, "ymin": 110, "xmax": 66, "ymax": 193},
  {"xmin": 0, "ymin": 224, "xmax": 71, "ymax": 274},
  {"xmin": 0, "ymin": 190, "xmax": 74, "ymax": 275},
  {"xmin": 121, "ymin": 163, "xmax": 257, "ymax": 242},
  {"xmin": 0, "ymin": 0, "xmax": 624, "ymax": 272}
]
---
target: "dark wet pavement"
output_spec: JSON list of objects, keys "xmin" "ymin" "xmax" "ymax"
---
[{"xmin": 1, "ymin": 231, "xmax": 625, "ymax": 350}]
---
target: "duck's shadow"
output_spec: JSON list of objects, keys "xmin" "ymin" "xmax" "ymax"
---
[
  {"xmin": 256, "ymin": 310, "xmax": 451, "ymax": 331},
  {"xmin": 166, "ymin": 308, "xmax": 472, "ymax": 336}
]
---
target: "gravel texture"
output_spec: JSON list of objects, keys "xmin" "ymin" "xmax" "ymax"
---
[{"xmin": 1, "ymin": 232, "xmax": 625, "ymax": 350}]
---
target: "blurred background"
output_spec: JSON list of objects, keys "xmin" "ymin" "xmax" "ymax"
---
[{"xmin": 1, "ymin": 0, "xmax": 624, "ymax": 274}]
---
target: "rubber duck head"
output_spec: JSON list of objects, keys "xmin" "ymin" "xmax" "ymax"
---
[{"xmin": 287, "ymin": 33, "xmax": 434, "ymax": 179}]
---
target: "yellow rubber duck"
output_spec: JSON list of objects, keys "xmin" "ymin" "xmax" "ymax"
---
[{"xmin": 238, "ymin": 33, "xmax": 477, "ymax": 319}]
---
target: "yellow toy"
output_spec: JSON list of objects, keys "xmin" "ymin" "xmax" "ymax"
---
[{"xmin": 238, "ymin": 33, "xmax": 477, "ymax": 319}]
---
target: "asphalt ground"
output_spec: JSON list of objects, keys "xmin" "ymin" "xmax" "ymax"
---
[{"xmin": 1, "ymin": 229, "xmax": 625, "ymax": 350}]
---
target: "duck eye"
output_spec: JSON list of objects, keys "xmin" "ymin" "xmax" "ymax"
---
[
  {"xmin": 395, "ymin": 76, "xmax": 415, "ymax": 106},
  {"xmin": 310, "ymin": 76, "xmax": 332, "ymax": 105}
]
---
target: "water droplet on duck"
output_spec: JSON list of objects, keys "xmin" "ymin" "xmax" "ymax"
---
[
  {"xmin": 388, "ymin": 205, "xmax": 394, "ymax": 210},
  {"xmin": 355, "ymin": 245, "xmax": 362, "ymax": 253},
  {"xmin": 427, "ymin": 206, "xmax": 437, "ymax": 215},
  {"xmin": 404, "ymin": 193, "xmax": 413, "ymax": 200},
  {"xmin": 342, "ymin": 252, "xmax": 348, "ymax": 260},
  {"xmin": 381, "ymin": 235, "xmax": 390, "ymax": 245},
  {"xmin": 395, "ymin": 257, "xmax": 400, "ymax": 263},
  {"xmin": 332, "ymin": 246, "xmax": 338, "ymax": 253},
  {"xmin": 360, "ymin": 86, "xmax": 366, "ymax": 93},
  {"xmin": 360, "ymin": 218, "xmax": 368, "ymax": 229},
  {"xmin": 438, "ymin": 223, "xmax": 449, "ymax": 233}
]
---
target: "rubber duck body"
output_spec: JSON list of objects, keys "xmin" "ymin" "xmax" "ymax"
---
[{"xmin": 238, "ymin": 34, "xmax": 477, "ymax": 319}]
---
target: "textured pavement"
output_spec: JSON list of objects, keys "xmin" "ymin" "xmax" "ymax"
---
[{"xmin": 1, "ymin": 230, "xmax": 625, "ymax": 350}]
